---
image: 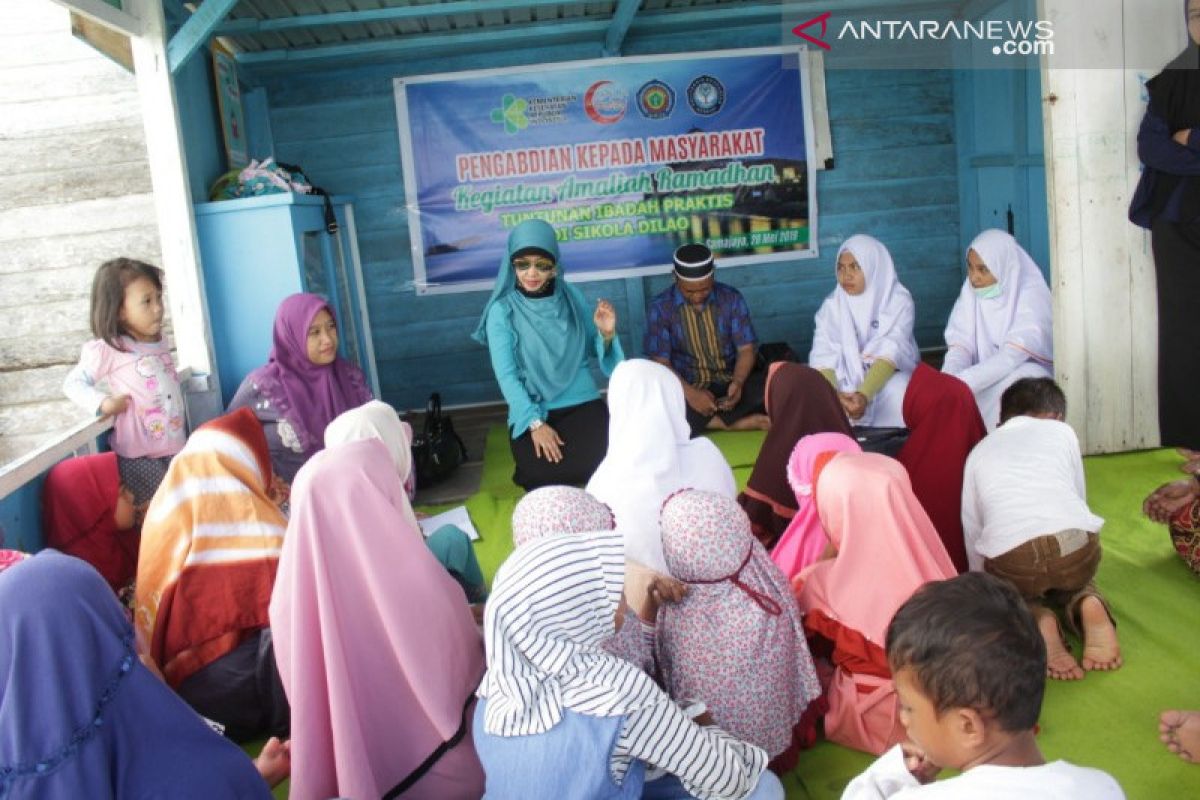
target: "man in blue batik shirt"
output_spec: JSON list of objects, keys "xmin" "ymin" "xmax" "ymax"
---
[{"xmin": 644, "ymin": 243, "xmax": 769, "ymax": 436}]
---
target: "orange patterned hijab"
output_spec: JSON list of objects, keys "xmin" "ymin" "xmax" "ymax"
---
[{"xmin": 134, "ymin": 408, "xmax": 285, "ymax": 687}]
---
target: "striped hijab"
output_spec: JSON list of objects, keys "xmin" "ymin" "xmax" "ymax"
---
[
  {"xmin": 478, "ymin": 531, "xmax": 673, "ymax": 736},
  {"xmin": 134, "ymin": 408, "xmax": 286, "ymax": 687}
]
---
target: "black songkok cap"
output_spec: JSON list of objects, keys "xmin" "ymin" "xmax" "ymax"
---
[{"xmin": 672, "ymin": 243, "xmax": 715, "ymax": 281}]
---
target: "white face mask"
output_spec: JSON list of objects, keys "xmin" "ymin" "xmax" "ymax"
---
[{"xmin": 974, "ymin": 283, "xmax": 1002, "ymax": 300}]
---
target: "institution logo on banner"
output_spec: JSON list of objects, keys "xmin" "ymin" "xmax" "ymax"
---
[
  {"xmin": 584, "ymin": 81, "xmax": 629, "ymax": 125},
  {"xmin": 395, "ymin": 47, "xmax": 819, "ymax": 294},
  {"xmin": 686, "ymin": 76, "xmax": 726, "ymax": 116},
  {"xmin": 636, "ymin": 80, "xmax": 676, "ymax": 120}
]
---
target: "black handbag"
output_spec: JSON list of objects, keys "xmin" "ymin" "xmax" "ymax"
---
[
  {"xmin": 853, "ymin": 426, "xmax": 910, "ymax": 458},
  {"xmin": 410, "ymin": 393, "xmax": 468, "ymax": 487}
]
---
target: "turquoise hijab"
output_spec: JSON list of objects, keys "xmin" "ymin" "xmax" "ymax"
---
[{"xmin": 472, "ymin": 220, "xmax": 593, "ymax": 403}]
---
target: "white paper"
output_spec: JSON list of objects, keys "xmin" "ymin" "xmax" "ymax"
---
[{"xmin": 417, "ymin": 505, "xmax": 479, "ymax": 541}]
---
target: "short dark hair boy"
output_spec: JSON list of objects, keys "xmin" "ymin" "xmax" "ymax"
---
[
  {"xmin": 887, "ymin": 571, "xmax": 1045, "ymax": 735},
  {"xmin": 836, "ymin": 572, "xmax": 1125, "ymax": 797},
  {"xmin": 999, "ymin": 377, "xmax": 1066, "ymax": 424}
]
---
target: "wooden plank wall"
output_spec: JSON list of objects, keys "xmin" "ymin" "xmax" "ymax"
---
[
  {"xmin": 1039, "ymin": 0, "xmax": 1178, "ymax": 453},
  {"xmin": 0, "ymin": 3, "xmax": 160, "ymax": 465},
  {"xmin": 243, "ymin": 41, "xmax": 963, "ymax": 412}
]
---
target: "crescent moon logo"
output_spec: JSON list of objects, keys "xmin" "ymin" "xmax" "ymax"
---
[{"xmin": 584, "ymin": 80, "xmax": 627, "ymax": 125}]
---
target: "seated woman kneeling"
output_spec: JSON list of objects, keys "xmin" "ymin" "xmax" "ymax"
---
[
  {"xmin": 227, "ymin": 292, "xmax": 373, "ymax": 485},
  {"xmin": 473, "ymin": 219, "xmax": 623, "ymax": 490},
  {"xmin": 135, "ymin": 408, "xmax": 289, "ymax": 742},
  {"xmin": 809, "ymin": 234, "xmax": 918, "ymax": 428},
  {"xmin": 943, "ymin": 230, "xmax": 1053, "ymax": 430}
]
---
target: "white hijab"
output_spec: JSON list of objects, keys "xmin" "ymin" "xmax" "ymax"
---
[
  {"xmin": 586, "ymin": 359, "xmax": 736, "ymax": 574},
  {"xmin": 809, "ymin": 234, "xmax": 919, "ymax": 391},
  {"xmin": 477, "ymin": 531, "xmax": 671, "ymax": 735},
  {"xmin": 944, "ymin": 230, "xmax": 1053, "ymax": 367},
  {"xmin": 324, "ymin": 400, "xmax": 419, "ymax": 529}
]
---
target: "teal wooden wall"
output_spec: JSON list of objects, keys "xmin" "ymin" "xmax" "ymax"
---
[{"xmin": 177, "ymin": 27, "xmax": 1045, "ymax": 412}]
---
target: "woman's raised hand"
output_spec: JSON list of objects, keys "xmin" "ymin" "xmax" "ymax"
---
[{"xmin": 594, "ymin": 299, "xmax": 617, "ymax": 340}]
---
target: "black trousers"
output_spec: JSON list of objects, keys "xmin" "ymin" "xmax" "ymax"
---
[
  {"xmin": 510, "ymin": 398, "xmax": 609, "ymax": 490},
  {"xmin": 683, "ymin": 367, "xmax": 767, "ymax": 437},
  {"xmin": 176, "ymin": 628, "xmax": 290, "ymax": 742},
  {"xmin": 1152, "ymin": 216, "xmax": 1200, "ymax": 448}
]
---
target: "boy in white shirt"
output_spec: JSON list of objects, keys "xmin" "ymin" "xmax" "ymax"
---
[
  {"xmin": 960, "ymin": 378, "xmax": 1120, "ymax": 680},
  {"xmin": 841, "ymin": 572, "xmax": 1125, "ymax": 799}
]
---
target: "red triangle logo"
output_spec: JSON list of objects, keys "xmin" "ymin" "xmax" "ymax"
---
[{"xmin": 792, "ymin": 11, "xmax": 832, "ymax": 50}]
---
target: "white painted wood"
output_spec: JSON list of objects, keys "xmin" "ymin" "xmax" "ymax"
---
[
  {"xmin": 0, "ymin": 365, "xmax": 77, "ymax": 406},
  {"xmin": 46, "ymin": 0, "xmax": 142, "ymax": 39},
  {"xmin": 0, "ymin": 415, "xmax": 113, "ymax": 501},
  {"xmin": 0, "ymin": 400, "xmax": 91, "ymax": 440},
  {"xmin": 0, "ymin": 3, "xmax": 160, "ymax": 472},
  {"xmin": 0, "ymin": 125, "xmax": 150, "ymax": 180},
  {"xmin": 0, "ymin": 162, "xmax": 154, "ymax": 212},
  {"xmin": 1039, "ymin": 0, "xmax": 1180, "ymax": 453},
  {"xmin": 0, "ymin": 226, "xmax": 160, "ymax": 276},
  {"xmin": 0, "ymin": 55, "xmax": 136, "ymax": 102},
  {"xmin": 0, "ymin": 194, "xmax": 158, "ymax": 242},
  {"xmin": 124, "ymin": 0, "xmax": 219, "ymax": 395},
  {"xmin": 2, "ymin": 91, "xmax": 142, "ymax": 137}
]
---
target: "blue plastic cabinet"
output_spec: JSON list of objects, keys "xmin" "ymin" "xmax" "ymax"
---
[{"xmin": 194, "ymin": 193, "xmax": 380, "ymax": 406}]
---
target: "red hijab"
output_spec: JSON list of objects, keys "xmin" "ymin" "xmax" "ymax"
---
[
  {"xmin": 42, "ymin": 452, "xmax": 138, "ymax": 592},
  {"xmin": 895, "ymin": 363, "xmax": 986, "ymax": 573}
]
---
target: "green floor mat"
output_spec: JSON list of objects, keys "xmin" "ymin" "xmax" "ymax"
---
[{"xmin": 419, "ymin": 433, "xmax": 1200, "ymax": 798}]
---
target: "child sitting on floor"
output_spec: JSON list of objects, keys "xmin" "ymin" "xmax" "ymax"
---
[
  {"xmin": 960, "ymin": 377, "xmax": 1120, "ymax": 680},
  {"xmin": 841, "ymin": 572, "xmax": 1125, "ymax": 798}
]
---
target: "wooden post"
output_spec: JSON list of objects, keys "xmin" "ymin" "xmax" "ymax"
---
[
  {"xmin": 123, "ymin": 0, "xmax": 221, "ymax": 406},
  {"xmin": 1039, "ymin": 0, "xmax": 1178, "ymax": 453}
]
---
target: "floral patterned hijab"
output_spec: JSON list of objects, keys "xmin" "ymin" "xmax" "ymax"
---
[
  {"xmin": 511, "ymin": 486, "xmax": 615, "ymax": 548},
  {"xmin": 656, "ymin": 490, "xmax": 821, "ymax": 757}
]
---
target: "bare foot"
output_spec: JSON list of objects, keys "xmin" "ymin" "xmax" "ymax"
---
[
  {"xmin": 1160, "ymin": 710, "xmax": 1200, "ymax": 763},
  {"xmin": 729, "ymin": 413, "xmax": 770, "ymax": 431},
  {"xmin": 1036, "ymin": 608, "xmax": 1083, "ymax": 680},
  {"xmin": 1079, "ymin": 596, "xmax": 1122, "ymax": 672}
]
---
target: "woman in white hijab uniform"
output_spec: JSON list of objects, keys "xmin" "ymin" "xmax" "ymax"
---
[
  {"xmin": 942, "ymin": 230, "xmax": 1054, "ymax": 430},
  {"xmin": 586, "ymin": 359, "xmax": 736, "ymax": 577},
  {"xmin": 808, "ymin": 234, "xmax": 920, "ymax": 428}
]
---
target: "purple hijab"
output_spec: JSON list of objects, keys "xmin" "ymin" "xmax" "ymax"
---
[
  {"xmin": 0, "ymin": 551, "xmax": 270, "ymax": 798},
  {"xmin": 247, "ymin": 293, "xmax": 372, "ymax": 457}
]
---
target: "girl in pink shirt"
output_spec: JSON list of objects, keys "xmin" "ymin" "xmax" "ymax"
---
[{"xmin": 64, "ymin": 258, "xmax": 185, "ymax": 506}]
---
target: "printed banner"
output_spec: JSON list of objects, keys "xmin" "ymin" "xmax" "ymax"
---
[{"xmin": 395, "ymin": 47, "xmax": 817, "ymax": 294}]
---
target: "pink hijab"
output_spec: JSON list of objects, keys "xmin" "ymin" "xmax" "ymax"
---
[
  {"xmin": 269, "ymin": 438, "xmax": 484, "ymax": 800},
  {"xmin": 797, "ymin": 452, "xmax": 956, "ymax": 647},
  {"xmin": 770, "ymin": 433, "xmax": 862, "ymax": 580},
  {"xmin": 657, "ymin": 490, "xmax": 821, "ymax": 757}
]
